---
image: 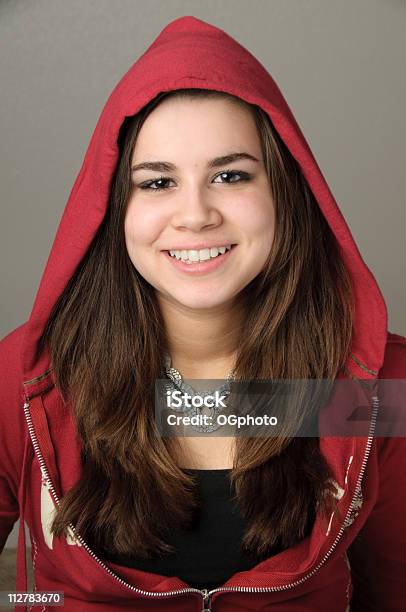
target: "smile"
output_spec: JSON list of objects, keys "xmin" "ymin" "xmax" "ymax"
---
[{"xmin": 162, "ymin": 245, "xmax": 237, "ymax": 275}]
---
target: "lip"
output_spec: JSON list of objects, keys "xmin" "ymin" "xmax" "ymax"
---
[
  {"xmin": 162, "ymin": 245, "xmax": 237, "ymax": 275},
  {"xmin": 162, "ymin": 243, "xmax": 237, "ymax": 251}
]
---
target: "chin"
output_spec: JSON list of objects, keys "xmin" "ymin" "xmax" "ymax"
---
[{"xmin": 177, "ymin": 290, "xmax": 240, "ymax": 310}]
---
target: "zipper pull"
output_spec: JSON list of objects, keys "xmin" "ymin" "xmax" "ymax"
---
[{"xmin": 201, "ymin": 589, "xmax": 212, "ymax": 612}]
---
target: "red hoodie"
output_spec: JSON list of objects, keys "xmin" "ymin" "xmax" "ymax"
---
[{"xmin": 1, "ymin": 14, "xmax": 406, "ymax": 612}]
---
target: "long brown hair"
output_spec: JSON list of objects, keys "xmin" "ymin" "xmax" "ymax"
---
[{"xmin": 38, "ymin": 88, "xmax": 354, "ymax": 559}]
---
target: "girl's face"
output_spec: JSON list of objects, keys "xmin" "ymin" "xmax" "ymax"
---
[{"xmin": 125, "ymin": 96, "xmax": 275, "ymax": 312}]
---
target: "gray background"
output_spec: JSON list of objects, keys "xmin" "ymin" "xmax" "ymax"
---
[{"xmin": 1, "ymin": 0, "xmax": 405, "ymax": 549}]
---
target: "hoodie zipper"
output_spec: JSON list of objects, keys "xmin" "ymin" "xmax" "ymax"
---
[{"xmin": 23, "ymin": 396, "xmax": 378, "ymax": 612}]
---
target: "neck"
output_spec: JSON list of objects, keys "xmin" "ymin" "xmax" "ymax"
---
[{"xmin": 158, "ymin": 295, "xmax": 246, "ymax": 379}]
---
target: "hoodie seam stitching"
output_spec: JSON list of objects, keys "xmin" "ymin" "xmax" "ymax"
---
[
  {"xmin": 28, "ymin": 535, "xmax": 38, "ymax": 611},
  {"xmin": 23, "ymin": 369, "xmax": 53, "ymax": 386},
  {"xmin": 349, "ymin": 354, "xmax": 378, "ymax": 376}
]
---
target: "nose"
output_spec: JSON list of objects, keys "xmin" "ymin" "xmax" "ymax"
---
[{"xmin": 170, "ymin": 182, "xmax": 222, "ymax": 232}]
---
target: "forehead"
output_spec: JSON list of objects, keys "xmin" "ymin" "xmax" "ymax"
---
[{"xmin": 131, "ymin": 96, "xmax": 261, "ymax": 162}]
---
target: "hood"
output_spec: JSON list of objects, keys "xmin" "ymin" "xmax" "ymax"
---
[{"xmin": 21, "ymin": 15, "xmax": 387, "ymax": 385}]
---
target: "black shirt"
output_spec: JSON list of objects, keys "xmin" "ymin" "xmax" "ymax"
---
[{"xmin": 100, "ymin": 468, "xmax": 269, "ymax": 591}]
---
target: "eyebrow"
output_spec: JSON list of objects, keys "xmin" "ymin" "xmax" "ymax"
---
[{"xmin": 131, "ymin": 152, "xmax": 260, "ymax": 173}]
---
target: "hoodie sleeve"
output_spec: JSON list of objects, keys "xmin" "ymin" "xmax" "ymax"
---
[
  {"xmin": 348, "ymin": 337, "xmax": 406, "ymax": 611},
  {"xmin": 0, "ymin": 324, "xmax": 27, "ymax": 553}
]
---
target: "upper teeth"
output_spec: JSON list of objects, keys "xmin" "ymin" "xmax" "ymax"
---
[{"xmin": 169, "ymin": 245, "xmax": 232, "ymax": 261}]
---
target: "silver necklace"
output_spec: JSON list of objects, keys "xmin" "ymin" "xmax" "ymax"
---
[{"xmin": 163, "ymin": 352, "xmax": 236, "ymax": 433}]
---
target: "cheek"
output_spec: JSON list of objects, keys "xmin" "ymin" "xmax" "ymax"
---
[
  {"xmin": 123, "ymin": 216, "xmax": 139, "ymax": 257},
  {"xmin": 235, "ymin": 192, "xmax": 275, "ymax": 238},
  {"xmin": 124, "ymin": 199, "xmax": 164, "ymax": 248}
]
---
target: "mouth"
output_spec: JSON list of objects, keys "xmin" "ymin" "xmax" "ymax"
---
[{"xmin": 162, "ymin": 244, "xmax": 238, "ymax": 275}]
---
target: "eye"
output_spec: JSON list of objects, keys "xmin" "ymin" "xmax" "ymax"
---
[
  {"xmin": 138, "ymin": 176, "xmax": 174, "ymax": 191},
  {"xmin": 212, "ymin": 170, "xmax": 252, "ymax": 184},
  {"xmin": 136, "ymin": 170, "xmax": 252, "ymax": 191}
]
